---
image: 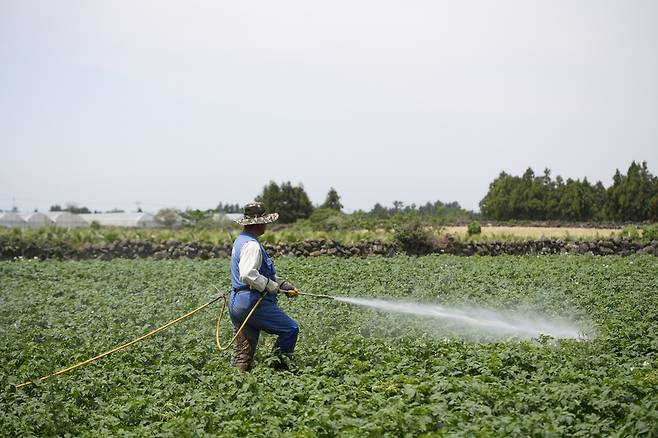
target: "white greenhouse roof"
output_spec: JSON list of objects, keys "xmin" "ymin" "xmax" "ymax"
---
[
  {"xmin": 43, "ymin": 211, "xmax": 88, "ymax": 228},
  {"xmin": 22, "ymin": 212, "xmax": 53, "ymax": 228},
  {"xmin": 80, "ymin": 213, "xmax": 163, "ymax": 228},
  {"xmin": 0, "ymin": 212, "xmax": 28, "ymax": 228}
]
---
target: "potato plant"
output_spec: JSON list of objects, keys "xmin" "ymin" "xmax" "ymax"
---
[{"xmin": 1, "ymin": 256, "xmax": 657, "ymax": 436}]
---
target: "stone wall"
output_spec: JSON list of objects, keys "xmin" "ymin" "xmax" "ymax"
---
[
  {"xmin": 1, "ymin": 236, "xmax": 657, "ymax": 260},
  {"xmin": 435, "ymin": 237, "xmax": 658, "ymax": 256}
]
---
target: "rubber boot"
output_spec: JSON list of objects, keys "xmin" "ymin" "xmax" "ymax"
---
[{"xmin": 232, "ymin": 327, "xmax": 259, "ymax": 372}]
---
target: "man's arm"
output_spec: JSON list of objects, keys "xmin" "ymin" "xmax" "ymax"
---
[{"xmin": 238, "ymin": 241, "xmax": 279, "ymax": 293}]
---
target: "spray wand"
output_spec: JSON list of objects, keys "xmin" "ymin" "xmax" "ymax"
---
[{"xmin": 296, "ymin": 291, "xmax": 336, "ymax": 300}]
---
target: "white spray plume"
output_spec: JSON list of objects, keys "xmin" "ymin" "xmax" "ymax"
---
[{"xmin": 335, "ymin": 297, "xmax": 589, "ymax": 340}]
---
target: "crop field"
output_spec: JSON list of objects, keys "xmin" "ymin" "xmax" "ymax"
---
[{"xmin": 1, "ymin": 256, "xmax": 657, "ymax": 436}]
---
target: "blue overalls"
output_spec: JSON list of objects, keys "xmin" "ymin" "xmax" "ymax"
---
[{"xmin": 228, "ymin": 232, "xmax": 299, "ymax": 370}]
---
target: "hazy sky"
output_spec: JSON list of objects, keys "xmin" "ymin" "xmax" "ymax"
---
[{"xmin": 2, "ymin": 0, "xmax": 657, "ymax": 213}]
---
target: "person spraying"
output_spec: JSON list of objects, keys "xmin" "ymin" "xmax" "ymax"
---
[{"xmin": 229, "ymin": 202, "xmax": 299, "ymax": 371}]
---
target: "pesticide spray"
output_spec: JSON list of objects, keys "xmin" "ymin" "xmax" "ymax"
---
[{"xmin": 333, "ymin": 297, "xmax": 590, "ymax": 340}]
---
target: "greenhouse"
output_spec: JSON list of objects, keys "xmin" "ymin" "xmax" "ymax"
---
[
  {"xmin": 44, "ymin": 212, "xmax": 88, "ymax": 228},
  {"xmin": 80, "ymin": 213, "xmax": 162, "ymax": 228},
  {"xmin": 20, "ymin": 212, "xmax": 53, "ymax": 228},
  {"xmin": 0, "ymin": 212, "xmax": 27, "ymax": 228}
]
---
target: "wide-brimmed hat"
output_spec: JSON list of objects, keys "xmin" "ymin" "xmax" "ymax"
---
[{"xmin": 235, "ymin": 202, "xmax": 279, "ymax": 226}]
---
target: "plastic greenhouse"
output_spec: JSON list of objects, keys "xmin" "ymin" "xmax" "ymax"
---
[
  {"xmin": 80, "ymin": 213, "xmax": 162, "ymax": 228},
  {"xmin": 0, "ymin": 212, "xmax": 27, "ymax": 228},
  {"xmin": 44, "ymin": 212, "xmax": 88, "ymax": 228},
  {"xmin": 21, "ymin": 212, "xmax": 54, "ymax": 228}
]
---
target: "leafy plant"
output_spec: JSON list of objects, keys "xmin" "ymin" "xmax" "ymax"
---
[
  {"xmin": 642, "ymin": 223, "xmax": 658, "ymax": 241},
  {"xmin": 393, "ymin": 220, "xmax": 437, "ymax": 255},
  {"xmin": 620, "ymin": 225, "xmax": 641, "ymax": 240},
  {"xmin": 467, "ymin": 220, "xmax": 482, "ymax": 236}
]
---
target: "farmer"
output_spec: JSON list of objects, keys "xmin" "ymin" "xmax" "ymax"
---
[{"xmin": 229, "ymin": 202, "xmax": 299, "ymax": 371}]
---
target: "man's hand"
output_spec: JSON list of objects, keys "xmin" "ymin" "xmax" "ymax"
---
[
  {"xmin": 284, "ymin": 289, "xmax": 299, "ymax": 298},
  {"xmin": 279, "ymin": 280, "xmax": 299, "ymax": 298}
]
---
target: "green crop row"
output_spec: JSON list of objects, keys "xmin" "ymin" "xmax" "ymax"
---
[{"xmin": 1, "ymin": 256, "xmax": 657, "ymax": 436}]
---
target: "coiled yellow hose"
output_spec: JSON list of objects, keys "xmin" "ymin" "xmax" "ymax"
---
[{"xmin": 16, "ymin": 289, "xmax": 266, "ymax": 389}]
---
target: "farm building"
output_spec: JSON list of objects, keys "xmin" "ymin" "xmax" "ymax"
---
[
  {"xmin": 20, "ymin": 212, "xmax": 53, "ymax": 228},
  {"xmin": 44, "ymin": 212, "xmax": 88, "ymax": 228},
  {"xmin": 80, "ymin": 212, "xmax": 163, "ymax": 228},
  {"xmin": 0, "ymin": 212, "xmax": 27, "ymax": 228}
]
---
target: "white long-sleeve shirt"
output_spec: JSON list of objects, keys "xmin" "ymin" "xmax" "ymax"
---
[{"xmin": 238, "ymin": 241, "xmax": 280, "ymax": 293}]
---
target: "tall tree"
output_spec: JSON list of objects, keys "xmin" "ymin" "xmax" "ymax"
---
[
  {"xmin": 322, "ymin": 187, "xmax": 343, "ymax": 211},
  {"xmin": 480, "ymin": 171, "xmax": 517, "ymax": 220},
  {"xmin": 256, "ymin": 181, "xmax": 314, "ymax": 223},
  {"xmin": 371, "ymin": 203, "xmax": 386, "ymax": 216},
  {"xmin": 559, "ymin": 178, "xmax": 596, "ymax": 221},
  {"xmin": 606, "ymin": 161, "xmax": 657, "ymax": 221}
]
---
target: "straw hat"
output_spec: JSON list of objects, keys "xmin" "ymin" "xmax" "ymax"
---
[{"xmin": 235, "ymin": 202, "xmax": 279, "ymax": 226}]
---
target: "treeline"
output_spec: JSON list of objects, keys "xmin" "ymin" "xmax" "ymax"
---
[
  {"xmin": 35, "ymin": 161, "xmax": 656, "ymax": 226},
  {"xmin": 480, "ymin": 161, "xmax": 658, "ymax": 222},
  {"xmin": 216, "ymin": 203, "xmax": 241, "ymax": 213},
  {"xmin": 369, "ymin": 200, "xmax": 468, "ymax": 222},
  {"xmin": 253, "ymin": 181, "xmax": 472, "ymax": 229},
  {"xmin": 50, "ymin": 204, "xmax": 93, "ymax": 214}
]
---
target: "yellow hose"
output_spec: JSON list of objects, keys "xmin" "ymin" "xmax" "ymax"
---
[
  {"xmin": 16, "ymin": 289, "xmax": 264, "ymax": 389},
  {"xmin": 215, "ymin": 291, "xmax": 266, "ymax": 351}
]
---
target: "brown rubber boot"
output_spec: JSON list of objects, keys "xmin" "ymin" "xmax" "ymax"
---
[{"xmin": 231, "ymin": 325, "xmax": 260, "ymax": 372}]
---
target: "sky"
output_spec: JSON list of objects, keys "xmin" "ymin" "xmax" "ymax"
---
[{"xmin": 1, "ymin": 0, "xmax": 657, "ymax": 214}]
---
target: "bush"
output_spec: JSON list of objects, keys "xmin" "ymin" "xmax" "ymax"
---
[
  {"xmin": 393, "ymin": 220, "xmax": 437, "ymax": 255},
  {"xmin": 642, "ymin": 224, "xmax": 658, "ymax": 241},
  {"xmin": 620, "ymin": 225, "xmax": 640, "ymax": 240},
  {"xmin": 467, "ymin": 220, "xmax": 482, "ymax": 236},
  {"xmin": 155, "ymin": 208, "xmax": 180, "ymax": 227},
  {"xmin": 306, "ymin": 207, "xmax": 348, "ymax": 231}
]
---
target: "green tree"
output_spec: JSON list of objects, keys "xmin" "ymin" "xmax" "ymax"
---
[
  {"xmin": 592, "ymin": 181, "xmax": 607, "ymax": 221},
  {"xmin": 559, "ymin": 178, "xmax": 596, "ymax": 221},
  {"xmin": 180, "ymin": 209, "xmax": 213, "ymax": 226},
  {"xmin": 606, "ymin": 161, "xmax": 657, "ymax": 221},
  {"xmin": 64, "ymin": 203, "xmax": 91, "ymax": 214},
  {"xmin": 480, "ymin": 171, "xmax": 517, "ymax": 220},
  {"xmin": 546, "ymin": 175, "xmax": 564, "ymax": 219},
  {"xmin": 256, "ymin": 181, "xmax": 314, "ymax": 223},
  {"xmin": 371, "ymin": 203, "xmax": 386, "ymax": 216},
  {"xmin": 321, "ymin": 187, "xmax": 343, "ymax": 211},
  {"xmin": 154, "ymin": 208, "xmax": 180, "ymax": 227},
  {"xmin": 217, "ymin": 202, "xmax": 241, "ymax": 213}
]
